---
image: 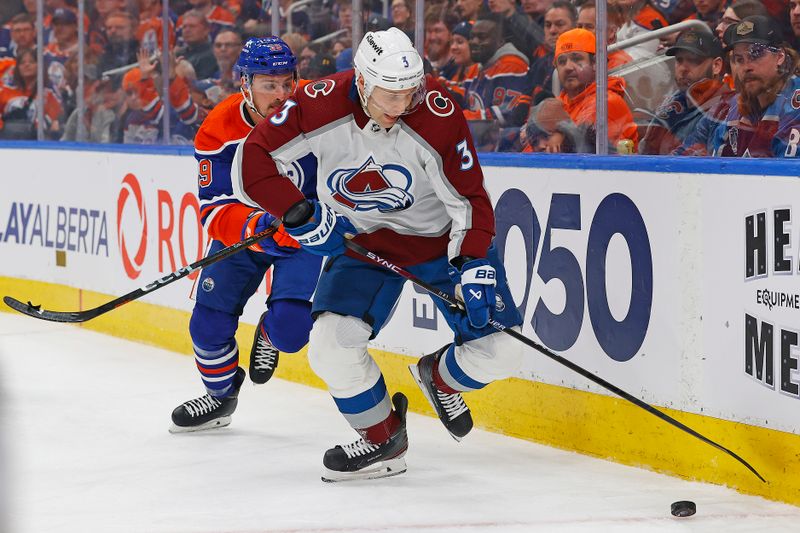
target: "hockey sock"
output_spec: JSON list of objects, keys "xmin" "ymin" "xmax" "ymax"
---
[{"xmin": 358, "ymin": 410, "xmax": 402, "ymax": 445}]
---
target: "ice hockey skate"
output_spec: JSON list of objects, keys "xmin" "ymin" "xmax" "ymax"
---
[
  {"xmin": 170, "ymin": 367, "xmax": 246, "ymax": 433},
  {"xmin": 321, "ymin": 392, "xmax": 409, "ymax": 482},
  {"xmin": 409, "ymin": 346, "xmax": 473, "ymax": 441},
  {"xmin": 249, "ymin": 313, "xmax": 279, "ymax": 384}
]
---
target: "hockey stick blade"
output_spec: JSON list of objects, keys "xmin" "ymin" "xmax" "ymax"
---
[
  {"xmin": 343, "ymin": 239, "xmax": 766, "ymax": 483},
  {"xmin": 3, "ymin": 222, "xmax": 281, "ymax": 324}
]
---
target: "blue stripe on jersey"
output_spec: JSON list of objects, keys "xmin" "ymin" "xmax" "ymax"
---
[{"xmin": 333, "ymin": 374, "xmax": 389, "ymax": 414}]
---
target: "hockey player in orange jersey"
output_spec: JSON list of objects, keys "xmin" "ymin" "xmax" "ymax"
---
[{"xmin": 170, "ymin": 37, "xmax": 323, "ymax": 433}]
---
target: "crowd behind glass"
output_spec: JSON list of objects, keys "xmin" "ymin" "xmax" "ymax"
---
[{"xmin": 0, "ymin": 0, "xmax": 798, "ymax": 156}]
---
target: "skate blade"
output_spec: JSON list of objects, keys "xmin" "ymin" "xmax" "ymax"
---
[
  {"xmin": 408, "ymin": 364, "xmax": 462, "ymax": 443},
  {"xmin": 321, "ymin": 457, "xmax": 407, "ymax": 483},
  {"xmin": 168, "ymin": 416, "xmax": 232, "ymax": 434}
]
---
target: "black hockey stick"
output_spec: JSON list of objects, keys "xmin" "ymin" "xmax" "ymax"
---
[
  {"xmin": 343, "ymin": 239, "xmax": 766, "ymax": 483},
  {"xmin": 3, "ymin": 222, "xmax": 281, "ymax": 324}
]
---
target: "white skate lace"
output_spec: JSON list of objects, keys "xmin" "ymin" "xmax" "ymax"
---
[
  {"xmin": 252, "ymin": 335, "xmax": 278, "ymax": 371},
  {"xmin": 436, "ymin": 389, "xmax": 469, "ymax": 421},
  {"xmin": 184, "ymin": 395, "xmax": 222, "ymax": 417},
  {"xmin": 341, "ymin": 438, "xmax": 379, "ymax": 458}
]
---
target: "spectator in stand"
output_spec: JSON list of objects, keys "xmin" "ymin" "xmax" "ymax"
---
[
  {"xmin": 136, "ymin": 0, "xmax": 177, "ymax": 54},
  {"xmin": 120, "ymin": 48, "xmax": 202, "ymax": 144},
  {"xmin": 62, "ymin": 78, "xmax": 125, "ymax": 142},
  {"xmin": 98, "ymin": 11, "xmax": 139, "ymax": 81},
  {"xmin": 211, "ymin": 29, "xmax": 242, "ymax": 85},
  {"xmin": 684, "ymin": 0, "xmax": 726, "ymax": 30},
  {"xmin": 444, "ymin": 21, "xmax": 477, "ymax": 85},
  {"xmin": 461, "ymin": 13, "xmax": 533, "ymax": 150},
  {"xmin": 640, "ymin": 28, "xmax": 732, "ymax": 154},
  {"xmin": 391, "ymin": 0, "xmax": 415, "ymax": 40},
  {"xmin": 521, "ymin": 0, "xmax": 552, "ymax": 30},
  {"xmin": 424, "ymin": 5, "xmax": 459, "ymax": 78},
  {"xmin": 490, "ymin": 0, "xmax": 543, "ymax": 62},
  {"xmin": 614, "ymin": 0, "xmax": 668, "ymax": 60},
  {"xmin": 281, "ymin": 32, "xmax": 308, "ymax": 57},
  {"xmin": 522, "ymin": 28, "xmax": 638, "ymax": 153},
  {"xmin": 178, "ymin": 0, "xmax": 235, "ymax": 43},
  {"xmin": 455, "ymin": 0, "xmax": 488, "ymax": 23},
  {"xmin": 792, "ymin": 0, "xmax": 800, "ymax": 50},
  {"xmin": 191, "ymin": 28, "xmax": 243, "ymax": 110},
  {"xmin": 336, "ymin": 0, "xmax": 353, "ymax": 40},
  {"xmin": 177, "ymin": 10, "xmax": 217, "ymax": 79},
  {"xmin": 2, "ymin": 14, "xmax": 36, "ymax": 60},
  {"xmin": 298, "ymin": 42, "xmax": 321, "ymax": 79},
  {"xmin": 709, "ymin": 16, "xmax": 800, "ymax": 157},
  {"xmin": 715, "ymin": 0, "xmax": 769, "ymax": 40},
  {"xmin": 0, "ymin": 48, "xmax": 62, "ymax": 139},
  {"xmin": 529, "ymin": 1, "xmax": 577, "ymax": 99},
  {"xmin": 305, "ymin": 52, "xmax": 337, "ymax": 79},
  {"xmin": 578, "ymin": 2, "xmax": 632, "ymax": 69},
  {"xmin": 44, "ymin": 8, "xmax": 79, "ymax": 95},
  {"xmin": 20, "ymin": 0, "xmax": 52, "ymax": 46}
]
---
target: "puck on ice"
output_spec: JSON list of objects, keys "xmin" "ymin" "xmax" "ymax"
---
[{"xmin": 670, "ymin": 500, "xmax": 696, "ymax": 517}]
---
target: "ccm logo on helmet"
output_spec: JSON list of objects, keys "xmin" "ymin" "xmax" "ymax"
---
[{"xmin": 366, "ymin": 34, "xmax": 383, "ymax": 55}]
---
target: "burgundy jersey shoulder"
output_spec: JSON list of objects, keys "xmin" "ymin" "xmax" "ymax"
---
[
  {"xmin": 293, "ymin": 69, "xmax": 358, "ymax": 133},
  {"xmin": 402, "ymin": 75, "xmax": 473, "ymax": 155}
]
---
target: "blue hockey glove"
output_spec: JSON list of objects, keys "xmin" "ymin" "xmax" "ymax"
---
[
  {"xmin": 243, "ymin": 211, "xmax": 300, "ymax": 257},
  {"xmin": 283, "ymin": 200, "xmax": 356, "ymax": 257},
  {"xmin": 448, "ymin": 258, "xmax": 496, "ymax": 329}
]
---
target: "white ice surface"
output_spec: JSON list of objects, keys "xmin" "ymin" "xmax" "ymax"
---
[{"xmin": 0, "ymin": 312, "xmax": 798, "ymax": 533}]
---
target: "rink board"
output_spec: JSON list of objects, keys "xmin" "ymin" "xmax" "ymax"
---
[{"xmin": 0, "ymin": 143, "xmax": 798, "ymax": 506}]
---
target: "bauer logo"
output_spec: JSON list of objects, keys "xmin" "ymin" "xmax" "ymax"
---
[{"xmin": 327, "ymin": 156, "xmax": 414, "ymax": 213}]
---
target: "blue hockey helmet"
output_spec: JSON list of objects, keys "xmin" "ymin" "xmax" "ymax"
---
[
  {"xmin": 235, "ymin": 36, "xmax": 297, "ymax": 80},
  {"xmin": 236, "ymin": 36, "xmax": 298, "ymax": 119}
]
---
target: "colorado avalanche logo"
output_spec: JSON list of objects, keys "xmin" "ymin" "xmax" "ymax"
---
[
  {"xmin": 792, "ymin": 89, "xmax": 800, "ymax": 110},
  {"xmin": 655, "ymin": 100, "xmax": 684, "ymax": 119},
  {"xmin": 425, "ymin": 90, "xmax": 455, "ymax": 117},
  {"xmin": 327, "ymin": 156, "xmax": 414, "ymax": 212}
]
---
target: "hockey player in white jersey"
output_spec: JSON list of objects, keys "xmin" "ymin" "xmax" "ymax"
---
[{"xmin": 238, "ymin": 28, "xmax": 524, "ymax": 481}]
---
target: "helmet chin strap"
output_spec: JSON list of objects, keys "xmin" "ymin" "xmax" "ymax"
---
[
  {"xmin": 240, "ymin": 76, "xmax": 267, "ymax": 120},
  {"xmin": 355, "ymin": 72, "xmax": 374, "ymax": 119}
]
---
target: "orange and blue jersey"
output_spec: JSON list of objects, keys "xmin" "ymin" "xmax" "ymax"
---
[
  {"xmin": 194, "ymin": 91, "xmax": 317, "ymax": 246},
  {"xmin": 122, "ymin": 71, "xmax": 202, "ymax": 144},
  {"xmin": 177, "ymin": 5, "xmax": 235, "ymax": 44},
  {"xmin": 462, "ymin": 43, "xmax": 532, "ymax": 127}
]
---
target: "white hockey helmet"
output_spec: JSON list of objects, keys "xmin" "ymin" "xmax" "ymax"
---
[{"xmin": 353, "ymin": 27, "xmax": 426, "ymax": 114}]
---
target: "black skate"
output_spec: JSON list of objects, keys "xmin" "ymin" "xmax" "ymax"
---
[
  {"xmin": 409, "ymin": 347, "xmax": 473, "ymax": 441},
  {"xmin": 169, "ymin": 367, "xmax": 246, "ymax": 433},
  {"xmin": 321, "ymin": 393, "xmax": 409, "ymax": 482},
  {"xmin": 249, "ymin": 313, "xmax": 279, "ymax": 384}
]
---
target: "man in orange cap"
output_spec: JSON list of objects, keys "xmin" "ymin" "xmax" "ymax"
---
[{"xmin": 522, "ymin": 27, "xmax": 638, "ymax": 153}]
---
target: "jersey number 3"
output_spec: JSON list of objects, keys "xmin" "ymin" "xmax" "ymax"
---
[
  {"xmin": 198, "ymin": 159, "xmax": 212, "ymax": 187},
  {"xmin": 456, "ymin": 139, "xmax": 474, "ymax": 170}
]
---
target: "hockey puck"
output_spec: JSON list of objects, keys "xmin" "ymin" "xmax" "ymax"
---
[{"xmin": 670, "ymin": 500, "xmax": 696, "ymax": 517}]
